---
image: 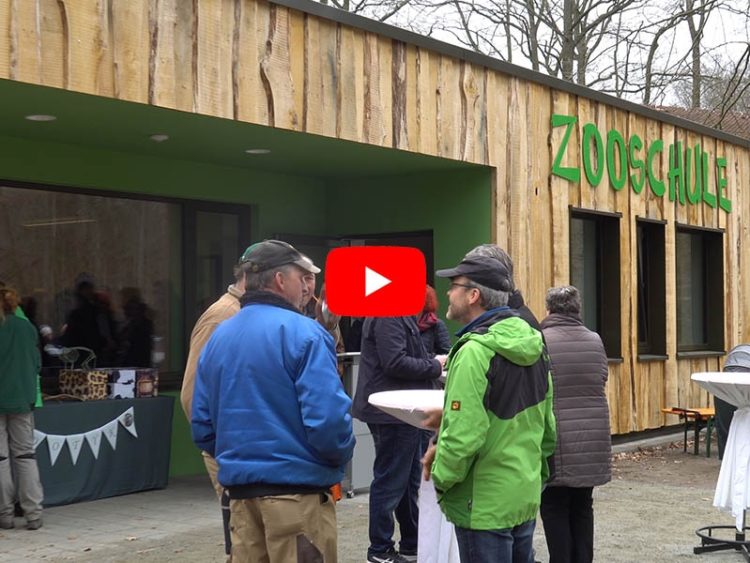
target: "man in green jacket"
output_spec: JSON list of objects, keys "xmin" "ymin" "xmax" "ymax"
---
[{"xmin": 424, "ymin": 255, "xmax": 556, "ymax": 563}]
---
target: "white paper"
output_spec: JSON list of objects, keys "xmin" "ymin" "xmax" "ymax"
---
[
  {"xmin": 85, "ymin": 429, "xmax": 103, "ymax": 459},
  {"xmin": 47, "ymin": 434, "xmax": 66, "ymax": 466},
  {"xmin": 66, "ymin": 433, "xmax": 86, "ymax": 465}
]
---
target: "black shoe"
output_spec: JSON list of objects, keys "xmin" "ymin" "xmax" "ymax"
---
[
  {"xmin": 0, "ymin": 518, "xmax": 13, "ymax": 530},
  {"xmin": 367, "ymin": 550, "xmax": 411, "ymax": 563},
  {"xmin": 26, "ymin": 519, "xmax": 43, "ymax": 531}
]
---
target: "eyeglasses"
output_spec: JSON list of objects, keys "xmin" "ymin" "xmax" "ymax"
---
[{"xmin": 449, "ymin": 282, "xmax": 476, "ymax": 291}]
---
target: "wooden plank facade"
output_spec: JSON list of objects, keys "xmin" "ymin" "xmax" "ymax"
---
[{"xmin": 1, "ymin": 0, "xmax": 748, "ymax": 434}]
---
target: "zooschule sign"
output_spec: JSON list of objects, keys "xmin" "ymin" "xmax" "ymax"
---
[{"xmin": 551, "ymin": 114, "xmax": 732, "ymax": 213}]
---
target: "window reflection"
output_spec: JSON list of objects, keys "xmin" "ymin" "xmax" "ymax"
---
[{"xmin": 0, "ymin": 185, "xmax": 181, "ymax": 374}]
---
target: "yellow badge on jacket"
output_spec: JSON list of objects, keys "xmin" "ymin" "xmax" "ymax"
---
[{"xmin": 451, "ymin": 400, "xmax": 461, "ymax": 411}]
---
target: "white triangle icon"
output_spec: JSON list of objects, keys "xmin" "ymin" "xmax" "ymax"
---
[{"xmin": 365, "ymin": 267, "xmax": 391, "ymax": 297}]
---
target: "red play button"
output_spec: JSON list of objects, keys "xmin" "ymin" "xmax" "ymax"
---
[{"xmin": 325, "ymin": 246, "xmax": 426, "ymax": 317}]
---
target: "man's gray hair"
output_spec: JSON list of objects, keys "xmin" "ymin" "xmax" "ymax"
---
[
  {"xmin": 546, "ymin": 285, "xmax": 581, "ymax": 316},
  {"xmin": 464, "ymin": 244, "xmax": 515, "ymax": 291},
  {"xmin": 246, "ymin": 264, "xmax": 295, "ymax": 291},
  {"xmin": 468, "ymin": 280, "xmax": 509, "ymax": 309}
]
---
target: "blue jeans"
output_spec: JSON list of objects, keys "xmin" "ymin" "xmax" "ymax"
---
[
  {"xmin": 367, "ymin": 423, "xmax": 429, "ymax": 556},
  {"xmin": 455, "ymin": 520, "xmax": 536, "ymax": 563}
]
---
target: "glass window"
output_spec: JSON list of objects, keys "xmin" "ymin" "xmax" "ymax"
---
[
  {"xmin": 0, "ymin": 185, "xmax": 181, "ymax": 372},
  {"xmin": 676, "ymin": 227, "xmax": 724, "ymax": 352},
  {"xmin": 0, "ymin": 184, "xmax": 251, "ymax": 389},
  {"xmin": 570, "ymin": 210, "xmax": 621, "ymax": 358},
  {"xmin": 637, "ymin": 220, "xmax": 666, "ymax": 356}
]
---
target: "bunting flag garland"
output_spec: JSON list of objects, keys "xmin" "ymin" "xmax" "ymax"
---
[
  {"xmin": 34, "ymin": 407, "xmax": 139, "ymax": 467},
  {"xmin": 85, "ymin": 429, "xmax": 103, "ymax": 459},
  {"xmin": 47, "ymin": 435, "xmax": 66, "ymax": 466},
  {"xmin": 102, "ymin": 420, "xmax": 119, "ymax": 451},
  {"xmin": 66, "ymin": 433, "xmax": 86, "ymax": 465},
  {"xmin": 117, "ymin": 407, "xmax": 138, "ymax": 438},
  {"xmin": 33, "ymin": 429, "xmax": 46, "ymax": 449}
]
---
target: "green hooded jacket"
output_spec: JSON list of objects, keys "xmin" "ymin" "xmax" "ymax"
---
[
  {"xmin": 15, "ymin": 307, "xmax": 43, "ymax": 408},
  {"xmin": 431, "ymin": 310, "xmax": 556, "ymax": 530},
  {"xmin": 0, "ymin": 313, "xmax": 41, "ymax": 414}
]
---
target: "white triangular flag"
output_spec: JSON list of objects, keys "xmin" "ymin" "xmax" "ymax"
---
[
  {"xmin": 47, "ymin": 434, "xmax": 66, "ymax": 466},
  {"xmin": 66, "ymin": 433, "xmax": 85, "ymax": 465},
  {"xmin": 85, "ymin": 428, "xmax": 103, "ymax": 459},
  {"xmin": 102, "ymin": 420, "xmax": 119, "ymax": 450},
  {"xmin": 117, "ymin": 407, "xmax": 138, "ymax": 438},
  {"xmin": 33, "ymin": 430, "xmax": 46, "ymax": 449}
]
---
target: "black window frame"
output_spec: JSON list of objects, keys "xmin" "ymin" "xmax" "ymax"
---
[
  {"xmin": 569, "ymin": 207, "xmax": 622, "ymax": 359},
  {"xmin": 636, "ymin": 218, "xmax": 667, "ymax": 359}
]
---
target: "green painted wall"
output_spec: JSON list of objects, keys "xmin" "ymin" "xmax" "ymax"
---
[
  {"xmin": 1, "ymin": 134, "xmax": 492, "ymax": 478},
  {"xmin": 327, "ymin": 168, "xmax": 493, "ymax": 332},
  {"xmin": 0, "ymin": 134, "xmax": 328, "ymax": 239},
  {"xmin": 162, "ymin": 391, "xmax": 207, "ymax": 477}
]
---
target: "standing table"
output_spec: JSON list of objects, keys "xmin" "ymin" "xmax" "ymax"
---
[{"xmin": 692, "ymin": 372, "xmax": 750, "ymax": 559}]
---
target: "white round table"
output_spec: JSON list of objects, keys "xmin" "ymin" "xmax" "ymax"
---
[{"xmin": 692, "ymin": 371, "xmax": 750, "ymax": 559}]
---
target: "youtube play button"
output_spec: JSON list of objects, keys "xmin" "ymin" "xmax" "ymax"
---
[
  {"xmin": 365, "ymin": 267, "xmax": 391, "ymax": 297},
  {"xmin": 326, "ymin": 246, "xmax": 426, "ymax": 317}
]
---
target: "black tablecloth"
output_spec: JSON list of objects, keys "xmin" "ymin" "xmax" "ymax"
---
[{"xmin": 34, "ymin": 396, "xmax": 174, "ymax": 507}]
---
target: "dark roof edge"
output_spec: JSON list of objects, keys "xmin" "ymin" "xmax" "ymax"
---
[{"xmin": 271, "ymin": 0, "xmax": 750, "ymax": 149}]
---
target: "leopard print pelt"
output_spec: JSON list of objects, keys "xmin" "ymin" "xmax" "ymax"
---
[{"xmin": 59, "ymin": 370, "xmax": 109, "ymax": 401}]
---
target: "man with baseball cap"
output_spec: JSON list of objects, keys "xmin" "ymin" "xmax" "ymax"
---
[
  {"xmin": 192, "ymin": 240, "xmax": 354, "ymax": 562},
  {"xmin": 422, "ymin": 254, "xmax": 556, "ymax": 563}
]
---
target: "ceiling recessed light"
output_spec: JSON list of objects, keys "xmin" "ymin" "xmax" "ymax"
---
[
  {"xmin": 245, "ymin": 148, "xmax": 271, "ymax": 155},
  {"xmin": 25, "ymin": 114, "xmax": 57, "ymax": 122},
  {"xmin": 149, "ymin": 134, "xmax": 169, "ymax": 142}
]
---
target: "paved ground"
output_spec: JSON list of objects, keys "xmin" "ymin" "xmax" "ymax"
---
[{"xmin": 0, "ymin": 432, "xmax": 746, "ymax": 562}]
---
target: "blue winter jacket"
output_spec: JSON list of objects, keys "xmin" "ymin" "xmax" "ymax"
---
[{"xmin": 191, "ymin": 290, "xmax": 355, "ymax": 489}]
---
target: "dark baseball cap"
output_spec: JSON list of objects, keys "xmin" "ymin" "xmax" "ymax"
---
[
  {"xmin": 436, "ymin": 256, "xmax": 512, "ymax": 292},
  {"xmin": 239, "ymin": 240, "xmax": 321, "ymax": 274}
]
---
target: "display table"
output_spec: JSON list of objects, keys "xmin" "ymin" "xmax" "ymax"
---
[
  {"xmin": 692, "ymin": 372, "xmax": 750, "ymax": 559},
  {"xmin": 34, "ymin": 396, "xmax": 174, "ymax": 507}
]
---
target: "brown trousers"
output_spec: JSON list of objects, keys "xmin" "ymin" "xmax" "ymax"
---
[
  {"xmin": 230, "ymin": 492, "xmax": 337, "ymax": 563},
  {"xmin": 202, "ymin": 450, "xmax": 223, "ymax": 500}
]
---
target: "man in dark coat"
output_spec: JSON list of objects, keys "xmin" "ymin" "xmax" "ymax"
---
[
  {"xmin": 352, "ymin": 316, "xmax": 445, "ymax": 563},
  {"xmin": 464, "ymin": 244, "xmax": 541, "ymax": 330},
  {"xmin": 539, "ymin": 286, "xmax": 611, "ymax": 563}
]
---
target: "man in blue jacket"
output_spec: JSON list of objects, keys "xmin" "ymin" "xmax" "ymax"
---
[
  {"xmin": 353, "ymin": 316, "xmax": 446, "ymax": 563},
  {"xmin": 192, "ymin": 240, "xmax": 355, "ymax": 562}
]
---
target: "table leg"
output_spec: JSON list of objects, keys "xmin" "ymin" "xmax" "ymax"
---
[
  {"xmin": 694, "ymin": 417, "xmax": 700, "ymax": 455},
  {"xmin": 683, "ymin": 415, "xmax": 688, "ymax": 453}
]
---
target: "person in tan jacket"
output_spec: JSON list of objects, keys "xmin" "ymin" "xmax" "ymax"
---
[{"xmin": 181, "ymin": 275, "xmax": 246, "ymax": 496}]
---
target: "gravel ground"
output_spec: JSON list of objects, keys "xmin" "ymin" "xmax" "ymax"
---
[{"xmin": 6, "ymin": 436, "xmax": 746, "ymax": 562}]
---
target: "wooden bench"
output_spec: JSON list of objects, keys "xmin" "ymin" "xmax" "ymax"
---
[{"xmin": 661, "ymin": 407, "xmax": 715, "ymax": 457}]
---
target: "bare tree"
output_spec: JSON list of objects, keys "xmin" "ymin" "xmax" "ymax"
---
[{"xmin": 324, "ymin": 0, "xmax": 750, "ymax": 112}]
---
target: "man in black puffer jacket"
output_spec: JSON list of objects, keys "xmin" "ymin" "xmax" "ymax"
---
[{"xmin": 540, "ymin": 285, "xmax": 611, "ymax": 563}]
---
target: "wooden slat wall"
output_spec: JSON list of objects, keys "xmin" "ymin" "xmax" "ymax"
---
[{"xmin": 1, "ymin": 0, "xmax": 749, "ymax": 434}]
